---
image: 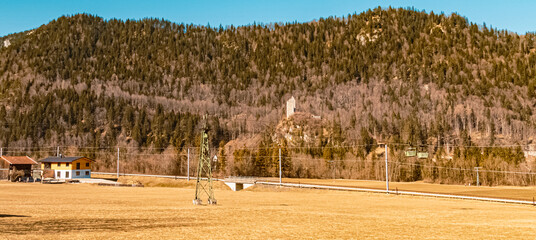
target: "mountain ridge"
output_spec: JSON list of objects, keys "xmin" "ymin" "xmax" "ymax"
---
[{"xmin": 0, "ymin": 7, "xmax": 535, "ymax": 160}]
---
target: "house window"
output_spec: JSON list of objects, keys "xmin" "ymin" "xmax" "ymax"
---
[
  {"xmin": 66, "ymin": 171, "xmax": 69, "ymax": 178},
  {"xmin": 57, "ymin": 163, "xmax": 61, "ymax": 167},
  {"xmin": 76, "ymin": 163, "xmax": 80, "ymax": 170},
  {"xmin": 66, "ymin": 163, "xmax": 69, "ymax": 167},
  {"xmin": 85, "ymin": 171, "xmax": 89, "ymax": 176},
  {"xmin": 76, "ymin": 171, "xmax": 80, "ymax": 176},
  {"xmin": 57, "ymin": 171, "xmax": 61, "ymax": 178},
  {"xmin": 86, "ymin": 163, "xmax": 89, "ymax": 167}
]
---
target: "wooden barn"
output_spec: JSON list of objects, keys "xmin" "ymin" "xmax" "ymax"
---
[
  {"xmin": 0, "ymin": 156, "xmax": 38, "ymax": 181},
  {"xmin": 39, "ymin": 156, "xmax": 94, "ymax": 179}
]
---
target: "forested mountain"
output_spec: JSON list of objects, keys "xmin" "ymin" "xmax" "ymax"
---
[{"xmin": 1, "ymin": 7, "xmax": 536, "ymax": 183}]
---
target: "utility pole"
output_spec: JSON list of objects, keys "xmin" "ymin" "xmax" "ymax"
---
[
  {"xmin": 279, "ymin": 148, "xmax": 282, "ymax": 185},
  {"xmin": 475, "ymin": 167, "xmax": 481, "ymax": 186},
  {"xmin": 187, "ymin": 148, "xmax": 190, "ymax": 181},
  {"xmin": 117, "ymin": 148, "xmax": 120, "ymax": 179},
  {"xmin": 446, "ymin": 139, "xmax": 449, "ymax": 155},
  {"xmin": 327, "ymin": 160, "xmax": 335, "ymax": 179},
  {"xmin": 385, "ymin": 144, "xmax": 389, "ymax": 194},
  {"xmin": 193, "ymin": 116, "xmax": 216, "ymax": 205},
  {"xmin": 0, "ymin": 147, "xmax": 2, "ymax": 157}
]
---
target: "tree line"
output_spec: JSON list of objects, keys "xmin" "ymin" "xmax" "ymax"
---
[{"xmin": 0, "ymin": 7, "xmax": 535, "ymax": 184}]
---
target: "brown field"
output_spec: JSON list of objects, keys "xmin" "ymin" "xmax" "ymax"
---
[
  {"xmin": 1, "ymin": 181, "xmax": 536, "ymax": 239},
  {"xmin": 259, "ymin": 177, "xmax": 536, "ymax": 201}
]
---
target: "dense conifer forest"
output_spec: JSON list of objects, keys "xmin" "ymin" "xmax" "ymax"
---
[{"xmin": 1, "ymin": 7, "xmax": 535, "ymax": 184}]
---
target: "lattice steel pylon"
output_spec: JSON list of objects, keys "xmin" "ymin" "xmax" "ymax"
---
[{"xmin": 193, "ymin": 116, "xmax": 217, "ymax": 205}]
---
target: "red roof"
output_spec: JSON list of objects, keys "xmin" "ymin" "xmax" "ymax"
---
[{"xmin": 1, "ymin": 156, "xmax": 38, "ymax": 165}]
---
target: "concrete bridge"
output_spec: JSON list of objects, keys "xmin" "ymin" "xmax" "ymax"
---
[{"xmin": 223, "ymin": 177, "xmax": 256, "ymax": 191}]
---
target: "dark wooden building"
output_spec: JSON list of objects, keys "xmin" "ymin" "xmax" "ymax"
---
[{"xmin": 0, "ymin": 156, "xmax": 38, "ymax": 181}]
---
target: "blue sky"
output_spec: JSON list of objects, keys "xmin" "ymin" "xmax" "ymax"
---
[{"xmin": 1, "ymin": 0, "xmax": 535, "ymax": 37}]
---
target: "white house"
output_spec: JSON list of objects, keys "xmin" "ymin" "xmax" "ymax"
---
[
  {"xmin": 38, "ymin": 156, "xmax": 94, "ymax": 179},
  {"xmin": 524, "ymin": 144, "xmax": 536, "ymax": 158}
]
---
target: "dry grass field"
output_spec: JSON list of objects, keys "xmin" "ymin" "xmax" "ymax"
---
[
  {"xmin": 260, "ymin": 177, "xmax": 536, "ymax": 201},
  {"xmin": 95, "ymin": 173, "xmax": 536, "ymax": 202},
  {"xmin": 1, "ymin": 181, "xmax": 536, "ymax": 240}
]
